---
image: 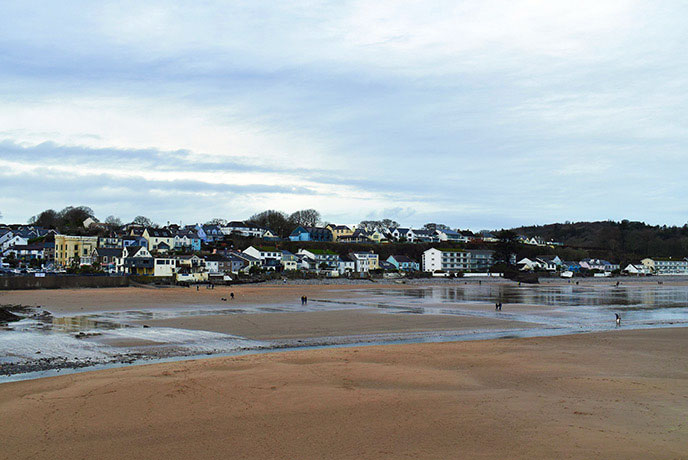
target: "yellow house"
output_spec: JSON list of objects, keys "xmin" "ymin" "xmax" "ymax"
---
[
  {"xmin": 326, "ymin": 224, "xmax": 354, "ymax": 241},
  {"xmin": 54, "ymin": 235, "xmax": 99, "ymax": 267},
  {"xmin": 143, "ymin": 227, "xmax": 175, "ymax": 253}
]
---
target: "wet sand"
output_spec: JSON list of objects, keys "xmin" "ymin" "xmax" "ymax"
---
[
  {"xmin": 141, "ymin": 309, "xmax": 535, "ymax": 340},
  {"xmin": 1, "ymin": 327, "xmax": 686, "ymax": 459},
  {"xmin": 0, "ymin": 284, "xmax": 391, "ymax": 314}
]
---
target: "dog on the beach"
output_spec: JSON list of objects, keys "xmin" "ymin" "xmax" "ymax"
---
[{"xmin": 615, "ymin": 313, "xmax": 621, "ymax": 327}]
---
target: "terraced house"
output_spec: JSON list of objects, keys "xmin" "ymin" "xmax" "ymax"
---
[{"xmin": 54, "ymin": 235, "xmax": 98, "ymax": 267}]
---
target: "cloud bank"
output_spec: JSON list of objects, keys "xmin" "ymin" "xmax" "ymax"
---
[{"xmin": 1, "ymin": 1, "xmax": 687, "ymax": 228}]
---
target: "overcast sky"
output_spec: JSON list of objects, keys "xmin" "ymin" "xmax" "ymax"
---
[{"xmin": 1, "ymin": 1, "xmax": 687, "ymax": 229}]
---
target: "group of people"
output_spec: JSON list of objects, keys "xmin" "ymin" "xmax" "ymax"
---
[
  {"xmin": 495, "ymin": 302, "xmax": 503, "ymax": 311},
  {"xmin": 300, "ymin": 296, "xmax": 308, "ymax": 305}
]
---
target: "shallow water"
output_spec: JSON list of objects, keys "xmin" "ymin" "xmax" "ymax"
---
[{"xmin": 2, "ymin": 282, "xmax": 688, "ymax": 381}]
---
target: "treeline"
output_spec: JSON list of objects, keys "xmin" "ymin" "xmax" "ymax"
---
[{"xmin": 513, "ymin": 220, "xmax": 688, "ymax": 263}]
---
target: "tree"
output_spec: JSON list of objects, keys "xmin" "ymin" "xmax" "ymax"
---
[
  {"xmin": 358, "ymin": 220, "xmax": 381, "ymax": 232},
  {"xmin": 423, "ymin": 223, "xmax": 450, "ymax": 232},
  {"xmin": 493, "ymin": 229, "xmax": 519, "ymax": 266},
  {"xmin": 206, "ymin": 218, "xmax": 227, "ymax": 226},
  {"xmin": 247, "ymin": 210, "xmax": 292, "ymax": 238},
  {"xmin": 29, "ymin": 209, "xmax": 59, "ymax": 228},
  {"xmin": 289, "ymin": 209, "xmax": 321, "ymax": 227},
  {"xmin": 133, "ymin": 216, "xmax": 156, "ymax": 227},
  {"xmin": 381, "ymin": 219, "xmax": 399, "ymax": 229},
  {"xmin": 104, "ymin": 215, "xmax": 122, "ymax": 230},
  {"xmin": 57, "ymin": 206, "xmax": 95, "ymax": 232}
]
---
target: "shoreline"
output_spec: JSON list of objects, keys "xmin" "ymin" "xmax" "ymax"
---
[
  {"xmin": 3, "ymin": 279, "xmax": 688, "ymax": 379},
  {"xmin": 1, "ymin": 327, "xmax": 686, "ymax": 459}
]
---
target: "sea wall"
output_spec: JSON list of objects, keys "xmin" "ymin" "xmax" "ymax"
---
[{"xmin": 0, "ymin": 275, "xmax": 129, "ymax": 290}]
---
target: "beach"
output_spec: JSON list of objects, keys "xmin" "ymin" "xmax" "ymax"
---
[{"xmin": 1, "ymin": 327, "xmax": 686, "ymax": 459}]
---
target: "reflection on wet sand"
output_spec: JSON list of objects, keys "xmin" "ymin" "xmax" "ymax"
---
[{"xmin": 3, "ymin": 282, "xmax": 688, "ymax": 379}]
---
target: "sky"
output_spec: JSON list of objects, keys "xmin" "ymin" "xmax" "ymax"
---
[{"xmin": 1, "ymin": 1, "xmax": 687, "ymax": 229}]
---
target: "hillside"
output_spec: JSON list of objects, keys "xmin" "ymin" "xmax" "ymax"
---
[{"xmin": 511, "ymin": 220, "xmax": 688, "ymax": 263}]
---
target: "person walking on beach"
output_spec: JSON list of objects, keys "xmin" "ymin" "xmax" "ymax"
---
[
  {"xmin": 230, "ymin": 292, "xmax": 234, "ymax": 300},
  {"xmin": 615, "ymin": 313, "xmax": 621, "ymax": 327},
  {"xmin": 304, "ymin": 296, "xmax": 308, "ymax": 305}
]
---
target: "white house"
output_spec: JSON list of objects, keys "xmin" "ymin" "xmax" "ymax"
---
[
  {"xmin": 349, "ymin": 251, "xmax": 380, "ymax": 272},
  {"xmin": 281, "ymin": 250, "xmax": 298, "ymax": 271},
  {"xmin": 338, "ymin": 254, "xmax": 355, "ymax": 275},
  {"xmin": 623, "ymin": 264, "xmax": 651, "ymax": 275},
  {"xmin": 535, "ymin": 255, "xmax": 562, "ymax": 272},
  {"xmin": 517, "ymin": 258, "xmax": 541, "ymax": 271},
  {"xmin": 154, "ymin": 257, "xmax": 178, "ymax": 277},
  {"xmin": 243, "ymin": 246, "xmax": 282, "ymax": 269},
  {"xmin": 297, "ymin": 249, "xmax": 340, "ymax": 269},
  {"xmin": 222, "ymin": 221, "xmax": 266, "ymax": 238},
  {"xmin": 1, "ymin": 234, "xmax": 28, "ymax": 251}
]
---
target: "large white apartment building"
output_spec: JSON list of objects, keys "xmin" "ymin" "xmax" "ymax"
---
[
  {"xmin": 641, "ymin": 257, "xmax": 688, "ymax": 275},
  {"xmin": 422, "ymin": 248, "xmax": 470, "ymax": 272},
  {"xmin": 422, "ymin": 248, "xmax": 495, "ymax": 273}
]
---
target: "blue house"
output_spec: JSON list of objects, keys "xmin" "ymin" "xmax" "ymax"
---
[
  {"xmin": 122, "ymin": 235, "xmax": 148, "ymax": 248},
  {"xmin": 562, "ymin": 261, "xmax": 581, "ymax": 273},
  {"xmin": 289, "ymin": 226, "xmax": 333, "ymax": 242},
  {"xmin": 387, "ymin": 255, "xmax": 420, "ymax": 271}
]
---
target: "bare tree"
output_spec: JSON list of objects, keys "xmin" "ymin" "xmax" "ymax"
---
[
  {"xmin": 104, "ymin": 215, "xmax": 122, "ymax": 230},
  {"xmin": 206, "ymin": 218, "xmax": 227, "ymax": 226},
  {"xmin": 133, "ymin": 216, "xmax": 156, "ymax": 227},
  {"xmin": 289, "ymin": 209, "xmax": 321, "ymax": 227}
]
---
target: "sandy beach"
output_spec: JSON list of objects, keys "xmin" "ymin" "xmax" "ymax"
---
[{"xmin": 1, "ymin": 327, "xmax": 686, "ymax": 459}]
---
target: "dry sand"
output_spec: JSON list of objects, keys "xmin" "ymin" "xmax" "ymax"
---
[{"xmin": 1, "ymin": 327, "xmax": 687, "ymax": 460}]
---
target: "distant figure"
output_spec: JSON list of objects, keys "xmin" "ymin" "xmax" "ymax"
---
[
  {"xmin": 498, "ymin": 302, "xmax": 502, "ymax": 311},
  {"xmin": 196, "ymin": 285, "xmax": 199, "ymax": 291},
  {"xmin": 304, "ymin": 296, "xmax": 308, "ymax": 305},
  {"xmin": 479, "ymin": 280, "xmax": 482, "ymax": 285},
  {"xmin": 230, "ymin": 292, "xmax": 234, "ymax": 300},
  {"xmin": 615, "ymin": 313, "xmax": 621, "ymax": 327},
  {"xmin": 495, "ymin": 302, "xmax": 499, "ymax": 311},
  {"xmin": 301, "ymin": 296, "xmax": 305, "ymax": 305},
  {"xmin": 616, "ymin": 281, "xmax": 620, "ymax": 287},
  {"xmin": 221, "ymin": 297, "xmax": 227, "ymax": 302}
]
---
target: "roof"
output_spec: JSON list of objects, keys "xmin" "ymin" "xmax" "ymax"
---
[
  {"xmin": 175, "ymin": 229, "xmax": 199, "ymax": 238},
  {"xmin": 127, "ymin": 246, "xmax": 150, "ymax": 258},
  {"xmin": 6, "ymin": 244, "xmax": 45, "ymax": 251},
  {"xmin": 146, "ymin": 227, "xmax": 173, "ymax": 237},
  {"xmin": 95, "ymin": 248, "xmax": 123, "ymax": 257},
  {"xmin": 390, "ymin": 255, "xmax": 414, "ymax": 263}
]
